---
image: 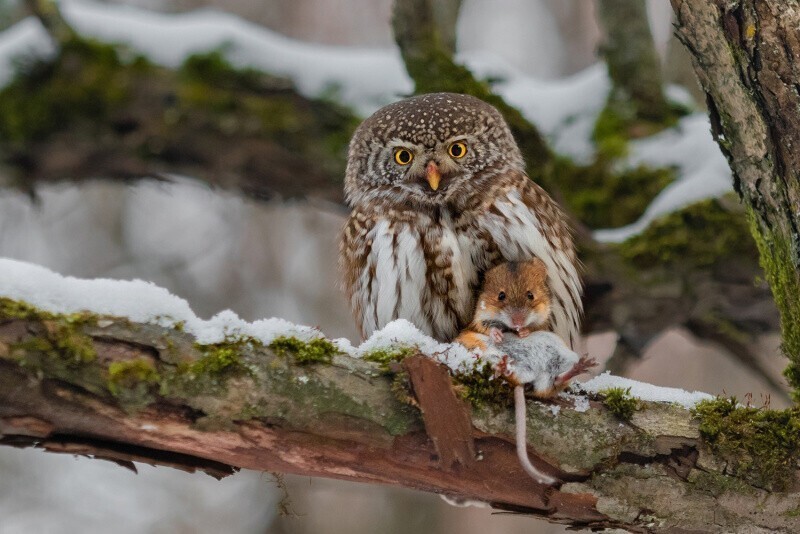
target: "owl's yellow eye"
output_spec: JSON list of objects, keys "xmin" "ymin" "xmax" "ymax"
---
[
  {"xmin": 394, "ymin": 148, "xmax": 414, "ymax": 165},
  {"xmin": 448, "ymin": 142, "xmax": 467, "ymax": 159}
]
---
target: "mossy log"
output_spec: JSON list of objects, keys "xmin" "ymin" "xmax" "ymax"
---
[
  {"xmin": 671, "ymin": 0, "xmax": 800, "ymax": 395},
  {"xmin": 1, "ymin": 304, "xmax": 799, "ymax": 532}
]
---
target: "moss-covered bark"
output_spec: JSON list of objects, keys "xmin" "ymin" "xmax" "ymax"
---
[
  {"xmin": 671, "ymin": 0, "xmax": 800, "ymax": 398},
  {"xmin": 1, "ymin": 299, "xmax": 799, "ymax": 532}
]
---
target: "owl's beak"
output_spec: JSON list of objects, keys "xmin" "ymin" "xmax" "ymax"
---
[{"xmin": 425, "ymin": 161, "xmax": 441, "ymax": 191}]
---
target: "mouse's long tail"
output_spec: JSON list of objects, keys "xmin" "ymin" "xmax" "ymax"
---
[{"xmin": 515, "ymin": 386, "xmax": 557, "ymax": 485}]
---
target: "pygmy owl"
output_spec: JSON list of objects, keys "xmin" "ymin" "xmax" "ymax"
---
[{"xmin": 339, "ymin": 93, "xmax": 582, "ymax": 347}]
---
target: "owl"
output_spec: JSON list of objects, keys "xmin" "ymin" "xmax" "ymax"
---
[{"xmin": 339, "ymin": 93, "xmax": 582, "ymax": 347}]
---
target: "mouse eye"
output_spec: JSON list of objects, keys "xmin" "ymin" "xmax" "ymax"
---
[
  {"xmin": 498, "ymin": 291, "xmax": 506, "ymax": 301},
  {"xmin": 527, "ymin": 291, "xmax": 534, "ymax": 300}
]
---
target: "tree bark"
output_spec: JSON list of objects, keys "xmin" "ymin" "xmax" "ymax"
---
[
  {"xmin": 1, "ymin": 305, "xmax": 798, "ymax": 532},
  {"xmin": 671, "ymin": 0, "xmax": 800, "ymax": 395}
]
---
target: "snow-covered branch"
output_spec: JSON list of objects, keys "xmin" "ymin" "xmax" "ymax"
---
[{"xmin": 0, "ymin": 259, "xmax": 797, "ymax": 533}]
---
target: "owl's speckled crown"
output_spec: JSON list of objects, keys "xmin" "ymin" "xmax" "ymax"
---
[{"xmin": 356, "ymin": 92, "xmax": 510, "ymax": 147}]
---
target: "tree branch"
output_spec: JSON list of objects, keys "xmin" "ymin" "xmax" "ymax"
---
[
  {"xmin": 1, "ymin": 306, "xmax": 798, "ymax": 532},
  {"xmin": 597, "ymin": 0, "xmax": 671, "ymax": 124}
]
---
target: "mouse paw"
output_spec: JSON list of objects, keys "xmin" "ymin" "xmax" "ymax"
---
[{"xmin": 488, "ymin": 327, "xmax": 504, "ymax": 344}]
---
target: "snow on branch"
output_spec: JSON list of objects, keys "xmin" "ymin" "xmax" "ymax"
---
[{"xmin": 1, "ymin": 258, "xmax": 798, "ymax": 533}]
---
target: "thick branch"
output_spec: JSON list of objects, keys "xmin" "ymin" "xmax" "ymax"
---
[{"xmin": 0, "ymin": 309, "xmax": 797, "ymax": 532}]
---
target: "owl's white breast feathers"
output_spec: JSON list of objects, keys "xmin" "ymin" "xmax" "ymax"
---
[
  {"xmin": 359, "ymin": 219, "xmax": 427, "ymax": 336},
  {"xmin": 353, "ymin": 212, "xmax": 478, "ymax": 340}
]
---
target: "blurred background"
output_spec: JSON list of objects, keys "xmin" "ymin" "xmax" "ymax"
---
[{"xmin": 0, "ymin": 0, "xmax": 788, "ymax": 532}]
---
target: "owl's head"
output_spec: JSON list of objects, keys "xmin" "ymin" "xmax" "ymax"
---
[{"xmin": 344, "ymin": 93, "xmax": 524, "ymax": 208}]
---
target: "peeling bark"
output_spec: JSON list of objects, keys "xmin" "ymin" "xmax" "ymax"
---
[{"xmin": 1, "ymin": 310, "xmax": 798, "ymax": 532}]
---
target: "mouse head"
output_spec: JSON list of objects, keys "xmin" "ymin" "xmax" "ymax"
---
[{"xmin": 474, "ymin": 259, "xmax": 551, "ymax": 337}]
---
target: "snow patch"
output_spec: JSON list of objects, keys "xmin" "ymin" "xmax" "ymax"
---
[
  {"xmin": 579, "ymin": 371, "xmax": 714, "ymax": 409},
  {"xmin": 0, "ymin": 257, "xmax": 482, "ymax": 372},
  {"xmin": 354, "ymin": 318, "xmax": 484, "ymax": 373},
  {"xmin": 564, "ymin": 392, "xmax": 591, "ymax": 413},
  {"xmin": 0, "ymin": 257, "xmax": 324, "ymax": 346}
]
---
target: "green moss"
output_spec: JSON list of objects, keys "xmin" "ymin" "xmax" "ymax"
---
[
  {"xmin": 554, "ymin": 156, "xmax": 675, "ymax": 229},
  {"xmin": 1, "ymin": 297, "xmax": 98, "ymax": 366},
  {"xmin": 0, "ymin": 37, "xmax": 151, "ymax": 142},
  {"xmin": 452, "ymin": 362, "xmax": 514, "ymax": 407},
  {"xmin": 0, "ymin": 299, "xmax": 107, "ymax": 395},
  {"xmin": 748, "ymin": 213, "xmax": 800, "ymax": 397},
  {"xmin": 0, "ymin": 298, "xmax": 53, "ymax": 320},
  {"xmin": 692, "ymin": 397, "xmax": 800, "ymax": 491},
  {"xmin": 108, "ymin": 358, "xmax": 160, "ymax": 396},
  {"xmin": 618, "ymin": 198, "xmax": 757, "ymax": 269},
  {"xmin": 159, "ymin": 341, "xmax": 254, "ymax": 398},
  {"xmin": 362, "ymin": 346, "xmax": 416, "ymax": 372},
  {"xmin": 592, "ymin": 105, "xmax": 632, "ymax": 160},
  {"xmin": 592, "ymin": 98, "xmax": 689, "ymax": 159},
  {"xmin": 600, "ymin": 387, "xmax": 639, "ymax": 421},
  {"xmin": 269, "ymin": 336, "xmax": 338, "ymax": 365},
  {"xmin": 189, "ymin": 344, "xmax": 245, "ymax": 375},
  {"xmin": 47, "ymin": 320, "xmax": 97, "ymax": 364},
  {"xmin": 179, "ymin": 48, "xmax": 272, "ymax": 92}
]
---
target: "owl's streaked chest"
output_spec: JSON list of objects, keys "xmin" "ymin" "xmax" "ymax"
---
[{"xmin": 355, "ymin": 208, "xmax": 486, "ymax": 340}]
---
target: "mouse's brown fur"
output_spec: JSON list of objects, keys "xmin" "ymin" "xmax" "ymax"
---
[{"xmin": 455, "ymin": 259, "xmax": 552, "ymax": 351}]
